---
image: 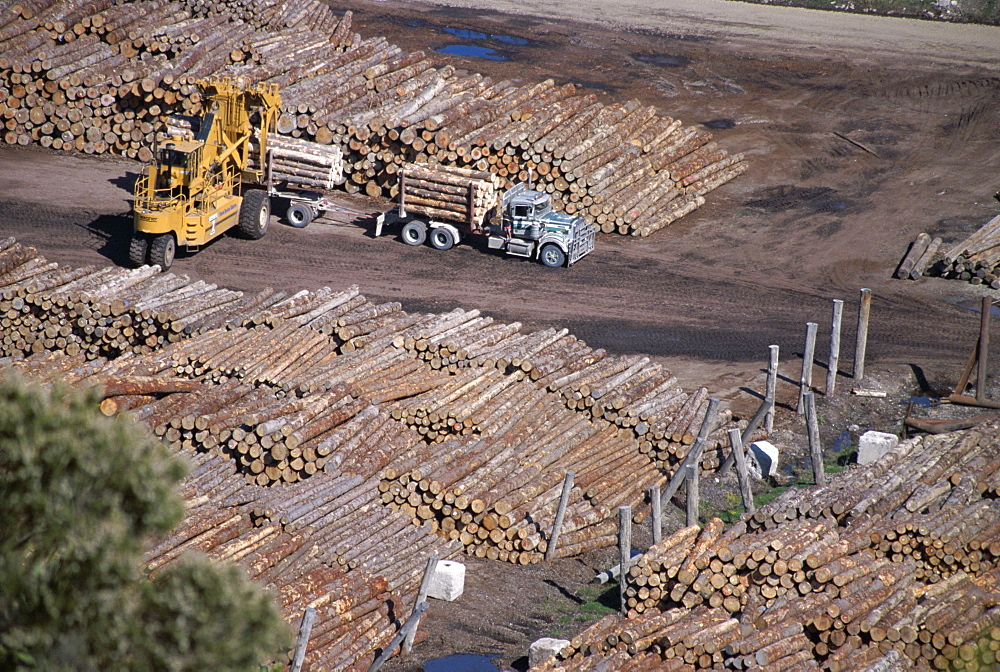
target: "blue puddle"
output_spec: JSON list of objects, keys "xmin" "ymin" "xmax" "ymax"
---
[
  {"xmin": 832, "ymin": 430, "xmax": 852, "ymax": 453},
  {"xmin": 423, "ymin": 653, "xmax": 502, "ymax": 672},
  {"xmin": 904, "ymin": 396, "xmax": 938, "ymax": 407},
  {"xmin": 432, "ymin": 25, "xmax": 529, "ymax": 60},
  {"xmin": 437, "ymin": 44, "xmax": 507, "ymax": 61}
]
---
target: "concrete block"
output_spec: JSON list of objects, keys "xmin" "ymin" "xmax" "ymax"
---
[
  {"xmin": 529, "ymin": 638, "xmax": 570, "ymax": 668},
  {"xmin": 858, "ymin": 430, "xmax": 898, "ymax": 465},
  {"xmin": 747, "ymin": 440, "xmax": 779, "ymax": 479},
  {"xmin": 426, "ymin": 560, "xmax": 465, "ymax": 601}
]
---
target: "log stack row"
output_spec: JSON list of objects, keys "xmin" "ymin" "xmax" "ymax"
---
[
  {"xmin": 901, "ymin": 215, "xmax": 1000, "ymax": 286},
  {"xmin": 1, "ymin": 0, "xmax": 747, "ymax": 236},
  {"xmin": 534, "ymin": 423, "xmax": 1000, "ymax": 671}
]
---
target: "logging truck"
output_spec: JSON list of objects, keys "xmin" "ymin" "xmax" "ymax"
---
[
  {"xmin": 375, "ymin": 163, "xmax": 596, "ymax": 268},
  {"xmin": 129, "ymin": 77, "xmax": 343, "ymax": 269}
]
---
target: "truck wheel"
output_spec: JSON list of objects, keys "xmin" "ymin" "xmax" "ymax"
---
[
  {"xmin": 401, "ymin": 221, "xmax": 427, "ymax": 246},
  {"xmin": 287, "ymin": 203, "xmax": 313, "ymax": 228},
  {"xmin": 128, "ymin": 235, "xmax": 149, "ymax": 268},
  {"xmin": 149, "ymin": 234, "xmax": 176, "ymax": 270},
  {"xmin": 236, "ymin": 189, "xmax": 270, "ymax": 239},
  {"xmin": 540, "ymin": 244, "xmax": 566, "ymax": 268},
  {"xmin": 429, "ymin": 227, "xmax": 455, "ymax": 251}
]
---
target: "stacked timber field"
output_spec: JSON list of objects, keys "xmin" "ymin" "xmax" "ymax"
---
[
  {"xmin": 0, "ymin": 237, "xmax": 758, "ymax": 669},
  {"xmin": 0, "ymin": 0, "xmax": 747, "ymax": 236},
  {"xmin": 534, "ymin": 425, "xmax": 1000, "ymax": 672}
]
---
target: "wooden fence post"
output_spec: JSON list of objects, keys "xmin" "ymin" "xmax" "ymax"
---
[
  {"xmin": 402, "ymin": 555, "xmax": 438, "ymax": 654},
  {"xmin": 804, "ymin": 392, "xmax": 826, "ymax": 486},
  {"xmin": 685, "ymin": 462, "xmax": 699, "ymax": 527},
  {"xmin": 619, "ymin": 506, "xmax": 631, "ymax": 615},
  {"xmin": 545, "ymin": 471, "xmax": 575, "ymax": 560},
  {"xmin": 827, "ymin": 299, "xmax": 844, "ymax": 395},
  {"xmin": 854, "ymin": 288, "xmax": 872, "ymax": 381},
  {"xmin": 658, "ymin": 398, "xmax": 718, "ymax": 508},
  {"xmin": 727, "ymin": 428, "xmax": 755, "ymax": 514},
  {"xmin": 766, "ymin": 345, "xmax": 778, "ymax": 433},
  {"xmin": 798, "ymin": 322, "xmax": 818, "ymax": 413},
  {"xmin": 366, "ymin": 602, "xmax": 430, "ymax": 672},
  {"xmin": 718, "ymin": 396, "xmax": 772, "ymax": 475},
  {"xmin": 649, "ymin": 485, "xmax": 662, "ymax": 545},
  {"xmin": 289, "ymin": 606, "xmax": 316, "ymax": 672},
  {"xmin": 978, "ymin": 295, "xmax": 991, "ymax": 402}
]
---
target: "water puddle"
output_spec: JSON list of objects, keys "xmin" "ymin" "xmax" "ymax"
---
[
  {"xmin": 702, "ymin": 119, "xmax": 736, "ymax": 130},
  {"xmin": 632, "ymin": 53, "xmax": 691, "ymax": 68},
  {"xmin": 957, "ymin": 299, "xmax": 1000, "ymax": 317},
  {"xmin": 424, "ymin": 653, "xmax": 502, "ymax": 672},
  {"xmin": 437, "ymin": 44, "xmax": 507, "ymax": 61},
  {"xmin": 832, "ymin": 430, "xmax": 852, "ymax": 453},
  {"xmin": 438, "ymin": 26, "xmax": 530, "ymax": 45},
  {"xmin": 904, "ymin": 396, "xmax": 938, "ymax": 407}
]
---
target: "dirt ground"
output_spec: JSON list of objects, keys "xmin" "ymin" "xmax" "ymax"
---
[{"xmin": 2, "ymin": 1, "xmax": 1000, "ymax": 669}]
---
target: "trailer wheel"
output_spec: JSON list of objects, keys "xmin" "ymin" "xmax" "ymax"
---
[
  {"xmin": 429, "ymin": 227, "xmax": 455, "ymax": 251},
  {"xmin": 401, "ymin": 221, "xmax": 427, "ymax": 246},
  {"xmin": 236, "ymin": 189, "xmax": 270, "ymax": 239},
  {"xmin": 287, "ymin": 203, "xmax": 313, "ymax": 228},
  {"xmin": 128, "ymin": 235, "xmax": 149, "ymax": 267},
  {"xmin": 149, "ymin": 234, "xmax": 176, "ymax": 270},
  {"xmin": 540, "ymin": 244, "xmax": 566, "ymax": 268}
]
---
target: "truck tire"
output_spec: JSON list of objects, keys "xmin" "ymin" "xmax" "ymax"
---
[
  {"xmin": 540, "ymin": 244, "xmax": 566, "ymax": 268},
  {"xmin": 128, "ymin": 235, "xmax": 149, "ymax": 267},
  {"xmin": 429, "ymin": 227, "xmax": 455, "ymax": 251},
  {"xmin": 236, "ymin": 189, "xmax": 270, "ymax": 239},
  {"xmin": 149, "ymin": 234, "xmax": 176, "ymax": 270},
  {"xmin": 287, "ymin": 202, "xmax": 313, "ymax": 228},
  {"xmin": 401, "ymin": 221, "xmax": 427, "ymax": 246}
]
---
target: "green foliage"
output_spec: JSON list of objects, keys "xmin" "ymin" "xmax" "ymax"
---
[{"xmin": 0, "ymin": 376, "xmax": 290, "ymax": 671}]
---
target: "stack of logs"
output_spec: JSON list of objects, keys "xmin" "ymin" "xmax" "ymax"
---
[
  {"xmin": 399, "ymin": 162, "xmax": 501, "ymax": 227},
  {"xmin": 0, "ymin": 0, "xmax": 747, "ymax": 236},
  {"xmin": 900, "ymin": 214, "xmax": 1000, "ymax": 286},
  {"xmin": 535, "ymin": 423, "xmax": 1000, "ymax": 672}
]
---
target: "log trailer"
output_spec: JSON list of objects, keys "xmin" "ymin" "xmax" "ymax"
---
[
  {"xmin": 375, "ymin": 163, "xmax": 596, "ymax": 268},
  {"xmin": 129, "ymin": 77, "xmax": 343, "ymax": 269}
]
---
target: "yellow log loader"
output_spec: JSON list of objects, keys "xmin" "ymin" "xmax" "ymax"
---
[{"xmin": 129, "ymin": 76, "xmax": 281, "ymax": 269}]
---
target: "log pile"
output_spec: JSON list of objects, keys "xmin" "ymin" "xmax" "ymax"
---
[
  {"xmin": 0, "ymin": 0, "xmax": 747, "ymax": 236},
  {"xmin": 399, "ymin": 162, "xmax": 501, "ymax": 228},
  {"xmin": 901, "ymin": 215, "xmax": 1000, "ymax": 286},
  {"xmin": 534, "ymin": 423, "xmax": 1000, "ymax": 671}
]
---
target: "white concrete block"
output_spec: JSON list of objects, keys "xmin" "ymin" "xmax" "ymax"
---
[
  {"xmin": 530, "ymin": 638, "xmax": 571, "ymax": 668},
  {"xmin": 747, "ymin": 440, "xmax": 779, "ymax": 479},
  {"xmin": 858, "ymin": 430, "xmax": 898, "ymax": 465},
  {"xmin": 426, "ymin": 560, "xmax": 465, "ymax": 601}
]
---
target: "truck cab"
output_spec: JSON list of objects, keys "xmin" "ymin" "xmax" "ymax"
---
[{"xmin": 492, "ymin": 183, "xmax": 596, "ymax": 267}]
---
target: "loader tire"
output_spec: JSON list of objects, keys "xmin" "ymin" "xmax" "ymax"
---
[
  {"xmin": 128, "ymin": 235, "xmax": 149, "ymax": 267},
  {"xmin": 237, "ymin": 189, "xmax": 270, "ymax": 240},
  {"xmin": 149, "ymin": 234, "xmax": 176, "ymax": 270}
]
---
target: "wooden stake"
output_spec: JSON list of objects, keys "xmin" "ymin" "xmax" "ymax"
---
[
  {"xmin": 367, "ymin": 601, "xmax": 429, "ymax": 672},
  {"xmin": 804, "ymin": 392, "xmax": 826, "ymax": 486},
  {"xmin": 977, "ymin": 295, "xmax": 991, "ymax": 403},
  {"xmin": 728, "ymin": 428, "xmax": 755, "ymax": 514},
  {"xmin": 854, "ymin": 288, "xmax": 872, "ymax": 381},
  {"xmin": 545, "ymin": 471, "xmax": 575, "ymax": 560},
  {"xmin": 766, "ymin": 345, "xmax": 778, "ymax": 433},
  {"xmin": 685, "ymin": 462, "xmax": 699, "ymax": 527},
  {"xmin": 798, "ymin": 322, "xmax": 818, "ymax": 414},
  {"xmin": 827, "ymin": 299, "xmax": 843, "ymax": 396},
  {"xmin": 619, "ymin": 505, "xmax": 631, "ymax": 615},
  {"xmin": 289, "ymin": 606, "xmax": 316, "ymax": 672},
  {"xmin": 650, "ymin": 485, "xmax": 661, "ymax": 545},
  {"xmin": 402, "ymin": 555, "xmax": 438, "ymax": 654}
]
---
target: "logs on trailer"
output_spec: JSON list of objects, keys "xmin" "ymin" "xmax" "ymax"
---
[
  {"xmin": 0, "ymin": 0, "xmax": 746, "ymax": 236},
  {"xmin": 0, "ymin": 238, "xmax": 758, "ymax": 668},
  {"xmin": 902, "ymin": 215, "xmax": 1000, "ymax": 286},
  {"xmin": 532, "ymin": 424, "xmax": 1000, "ymax": 672}
]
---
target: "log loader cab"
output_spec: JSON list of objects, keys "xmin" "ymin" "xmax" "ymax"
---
[{"xmin": 129, "ymin": 76, "xmax": 282, "ymax": 270}]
